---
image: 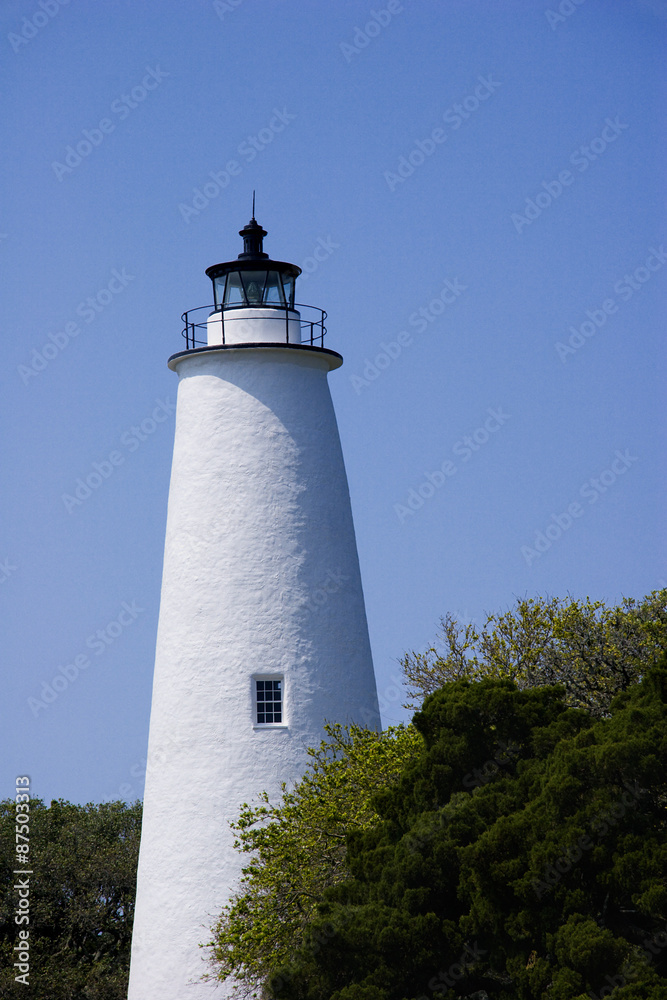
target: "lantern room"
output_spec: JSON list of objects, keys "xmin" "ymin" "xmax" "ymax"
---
[{"xmin": 179, "ymin": 211, "xmax": 328, "ymax": 350}]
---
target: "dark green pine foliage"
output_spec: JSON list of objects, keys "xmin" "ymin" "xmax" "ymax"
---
[
  {"xmin": 0, "ymin": 798, "xmax": 141, "ymax": 999},
  {"xmin": 271, "ymin": 669, "xmax": 667, "ymax": 1000}
]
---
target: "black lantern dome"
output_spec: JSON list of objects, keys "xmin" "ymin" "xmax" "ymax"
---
[{"xmin": 205, "ymin": 215, "xmax": 301, "ymax": 312}]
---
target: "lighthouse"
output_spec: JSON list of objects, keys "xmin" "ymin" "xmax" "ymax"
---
[{"xmin": 127, "ymin": 213, "xmax": 380, "ymax": 998}]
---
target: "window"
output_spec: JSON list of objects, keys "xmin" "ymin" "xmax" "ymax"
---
[
  {"xmin": 213, "ymin": 274, "xmax": 226, "ymax": 309},
  {"xmin": 263, "ymin": 271, "xmax": 286, "ymax": 306},
  {"xmin": 240, "ymin": 271, "xmax": 266, "ymax": 305},
  {"xmin": 224, "ymin": 272, "xmax": 245, "ymax": 306},
  {"xmin": 217, "ymin": 269, "xmax": 295, "ymax": 309},
  {"xmin": 282, "ymin": 274, "xmax": 295, "ymax": 309},
  {"xmin": 255, "ymin": 679, "xmax": 283, "ymax": 725}
]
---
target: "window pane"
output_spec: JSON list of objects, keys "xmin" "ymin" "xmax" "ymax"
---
[
  {"xmin": 213, "ymin": 276, "xmax": 226, "ymax": 309},
  {"xmin": 224, "ymin": 272, "xmax": 245, "ymax": 306},
  {"xmin": 240, "ymin": 271, "xmax": 266, "ymax": 305},
  {"xmin": 264, "ymin": 271, "xmax": 285, "ymax": 305},
  {"xmin": 255, "ymin": 678, "xmax": 283, "ymax": 724},
  {"xmin": 282, "ymin": 275, "xmax": 295, "ymax": 308}
]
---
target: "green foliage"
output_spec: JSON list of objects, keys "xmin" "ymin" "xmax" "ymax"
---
[
  {"xmin": 400, "ymin": 590, "xmax": 667, "ymax": 716},
  {"xmin": 270, "ymin": 669, "xmax": 667, "ymax": 999},
  {"xmin": 0, "ymin": 798, "xmax": 141, "ymax": 999},
  {"xmin": 208, "ymin": 722, "xmax": 424, "ymax": 997}
]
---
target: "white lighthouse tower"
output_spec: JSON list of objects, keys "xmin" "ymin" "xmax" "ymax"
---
[{"xmin": 127, "ymin": 213, "xmax": 380, "ymax": 998}]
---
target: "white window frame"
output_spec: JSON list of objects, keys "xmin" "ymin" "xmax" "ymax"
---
[{"xmin": 252, "ymin": 675, "xmax": 287, "ymax": 729}]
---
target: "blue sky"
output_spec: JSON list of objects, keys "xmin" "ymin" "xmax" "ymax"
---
[{"xmin": 1, "ymin": 0, "xmax": 665, "ymax": 807}]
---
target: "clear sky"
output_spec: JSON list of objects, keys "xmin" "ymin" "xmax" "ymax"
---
[{"xmin": 1, "ymin": 0, "xmax": 665, "ymax": 807}]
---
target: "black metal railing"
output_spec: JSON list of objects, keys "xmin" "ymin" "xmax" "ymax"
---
[{"xmin": 180, "ymin": 304, "xmax": 327, "ymax": 350}]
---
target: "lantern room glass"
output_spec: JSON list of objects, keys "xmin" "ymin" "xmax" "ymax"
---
[
  {"xmin": 282, "ymin": 274, "xmax": 295, "ymax": 309},
  {"xmin": 223, "ymin": 272, "xmax": 245, "ymax": 307},
  {"xmin": 240, "ymin": 271, "xmax": 265, "ymax": 305},
  {"xmin": 263, "ymin": 271, "xmax": 286, "ymax": 306},
  {"xmin": 213, "ymin": 275, "xmax": 226, "ymax": 309},
  {"xmin": 215, "ymin": 269, "xmax": 297, "ymax": 310}
]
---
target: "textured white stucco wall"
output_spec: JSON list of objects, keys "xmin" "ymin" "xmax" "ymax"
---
[{"xmin": 128, "ymin": 343, "xmax": 380, "ymax": 999}]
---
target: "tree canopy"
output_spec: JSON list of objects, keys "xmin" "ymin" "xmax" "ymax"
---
[
  {"xmin": 0, "ymin": 798, "xmax": 141, "ymax": 999},
  {"xmin": 269, "ymin": 667, "xmax": 667, "ymax": 999},
  {"xmin": 400, "ymin": 590, "xmax": 667, "ymax": 716}
]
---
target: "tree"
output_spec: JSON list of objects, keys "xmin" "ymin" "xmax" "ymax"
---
[
  {"xmin": 0, "ymin": 798, "xmax": 141, "ymax": 999},
  {"xmin": 269, "ymin": 669, "xmax": 667, "ymax": 999},
  {"xmin": 208, "ymin": 722, "xmax": 424, "ymax": 997},
  {"xmin": 400, "ymin": 590, "xmax": 667, "ymax": 716}
]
